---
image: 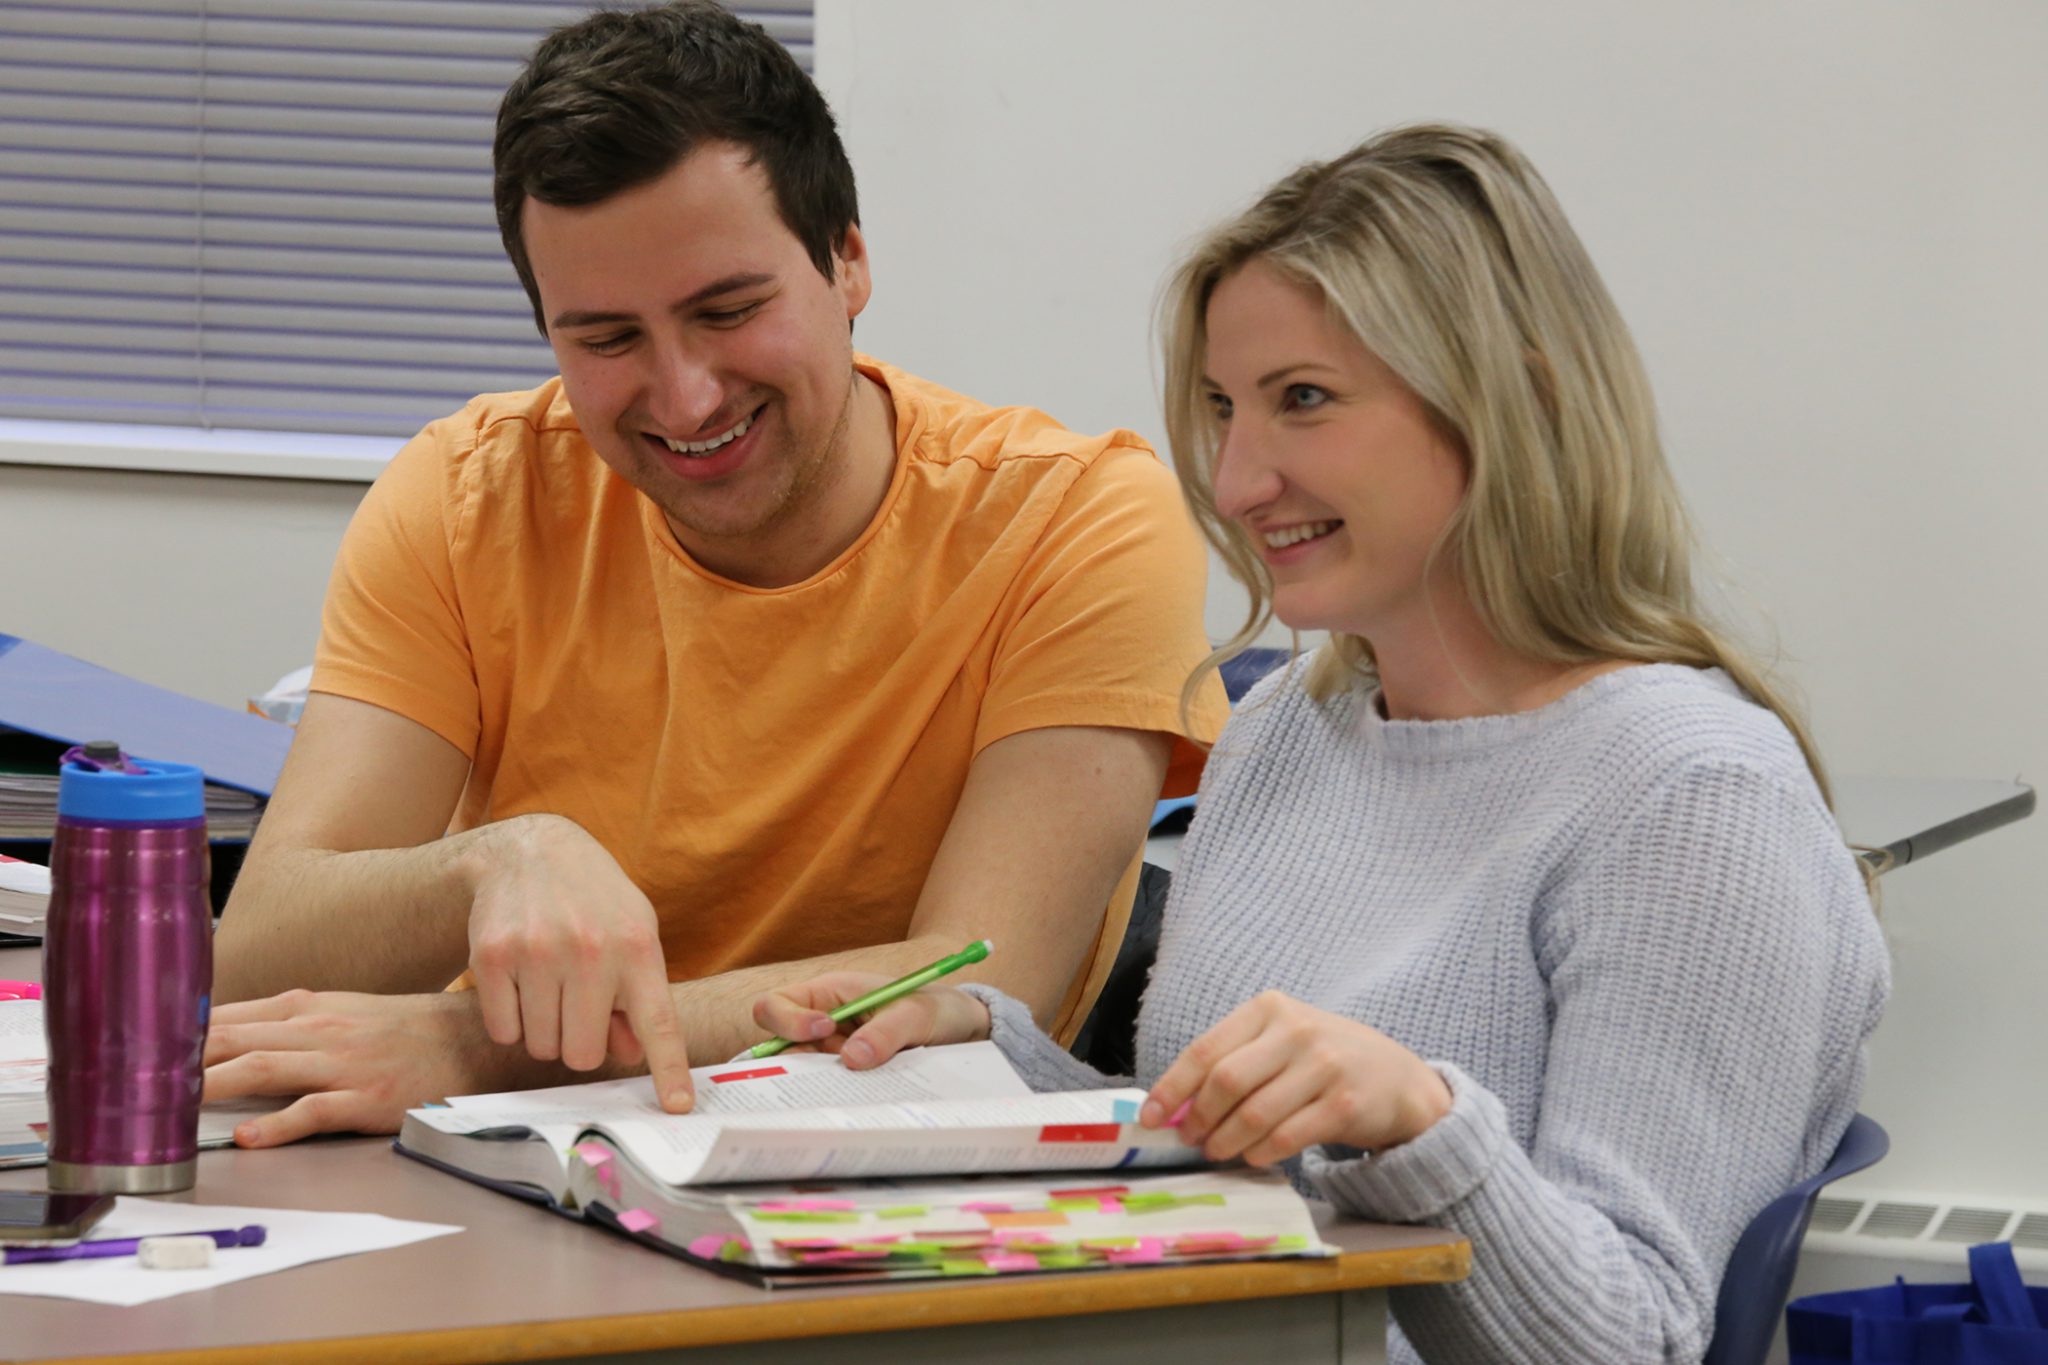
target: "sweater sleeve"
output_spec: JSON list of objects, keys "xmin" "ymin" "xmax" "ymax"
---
[
  {"xmin": 1301, "ymin": 760, "xmax": 1887, "ymax": 1365},
  {"xmin": 958, "ymin": 984, "xmax": 1132, "ymax": 1093}
]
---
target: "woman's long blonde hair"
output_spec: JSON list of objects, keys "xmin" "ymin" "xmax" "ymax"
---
[{"xmin": 1162, "ymin": 123, "xmax": 1831, "ymax": 803}]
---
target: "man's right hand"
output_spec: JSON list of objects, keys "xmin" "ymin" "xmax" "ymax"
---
[{"xmin": 461, "ymin": 813, "xmax": 695, "ymax": 1112}]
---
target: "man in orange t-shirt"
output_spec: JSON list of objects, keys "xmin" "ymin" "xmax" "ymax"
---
[{"xmin": 203, "ymin": 2, "xmax": 1224, "ymax": 1146}]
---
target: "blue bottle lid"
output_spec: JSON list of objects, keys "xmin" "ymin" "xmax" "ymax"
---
[{"xmin": 56, "ymin": 743, "xmax": 205, "ymax": 823}]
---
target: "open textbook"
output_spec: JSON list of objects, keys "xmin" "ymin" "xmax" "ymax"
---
[{"xmin": 396, "ymin": 1041, "xmax": 1332, "ymax": 1285}]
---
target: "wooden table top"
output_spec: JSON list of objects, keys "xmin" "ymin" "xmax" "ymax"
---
[{"xmin": 1, "ymin": 1138, "xmax": 1468, "ymax": 1364}]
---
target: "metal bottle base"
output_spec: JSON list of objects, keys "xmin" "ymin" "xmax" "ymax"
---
[{"xmin": 47, "ymin": 1158, "xmax": 197, "ymax": 1195}]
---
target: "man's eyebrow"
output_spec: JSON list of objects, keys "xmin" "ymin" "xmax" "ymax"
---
[
  {"xmin": 548, "ymin": 272, "xmax": 777, "ymax": 331},
  {"xmin": 676, "ymin": 271, "xmax": 776, "ymax": 309}
]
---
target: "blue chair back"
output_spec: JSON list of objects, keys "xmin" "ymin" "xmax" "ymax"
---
[{"xmin": 1704, "ymin": 1112, "xmax": 1890, "ymax": 1365}]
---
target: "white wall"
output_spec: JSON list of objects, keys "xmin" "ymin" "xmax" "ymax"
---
[
  {"xmin": 0, "ymin": 462, "xmax": 364, "ymax": 708},
  {"xmin": 817, "ymin": 1, "xmax": 2048, "ymax": 1199}
]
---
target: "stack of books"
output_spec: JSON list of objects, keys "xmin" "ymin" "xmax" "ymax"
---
[
  {"xmin": 0, "ymin": 854, "xmax": 48, "ymax": 938},
  {"xmin": 399, "ymin": 1042, "xmax": 1331, "ymax": 1286},
  {"xmin": 0, "ymin": 737, "xmax": 265, "ymax": 842},
  {"xmin": 0, "ymin": 634, "xmax": 290, "ymax": 844}
]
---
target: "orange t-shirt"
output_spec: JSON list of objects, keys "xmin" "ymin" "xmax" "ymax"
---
[{"xmin": 314, "ymin": 357, "xmax": 1227, "ymax": 1041}]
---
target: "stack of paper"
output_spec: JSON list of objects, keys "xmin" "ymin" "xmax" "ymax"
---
[
  {"xmin": 0, "ymin": 736, "xmax": 264, "ymax": 841},
  {"xmin": 0, "ymin": 854, "xmax": 47, "ymax": 936},
  {"xmin": 0, "ymin": 633, "xmax": 292, "ymax": 843}
]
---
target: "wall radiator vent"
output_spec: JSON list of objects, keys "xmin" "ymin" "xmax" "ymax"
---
[{"xmin": 1805, "ymin": 1189, "xmax": 2048, "ymax": 1271}]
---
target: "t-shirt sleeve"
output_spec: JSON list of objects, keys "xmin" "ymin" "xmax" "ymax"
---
[
  {"xmin": 311, "ymin": 417, "xmax": 483, "ymax": 757},
  {"xmin": 973, "ymin": 445, "xmax": 1229, "ymax": 796}
]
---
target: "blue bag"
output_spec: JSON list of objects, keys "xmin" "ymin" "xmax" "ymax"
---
[{"xmin": 1788, "ymin": 1243, "xmax": 2048, "ymax": 1364}]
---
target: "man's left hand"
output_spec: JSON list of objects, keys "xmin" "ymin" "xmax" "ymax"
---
[{"xmin": 203, "ymin": 988, "xmax": 523, "ymax": 1146}]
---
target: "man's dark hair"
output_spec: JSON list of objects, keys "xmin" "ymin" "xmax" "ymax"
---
[{"xmin": 494, "ymin": 1, "xmax": 860, "ymax": 336}]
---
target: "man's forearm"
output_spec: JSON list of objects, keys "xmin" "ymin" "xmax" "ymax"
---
[{"xmin": 213, "ymin": 825, "xmax": 499, "ymax": 1002}]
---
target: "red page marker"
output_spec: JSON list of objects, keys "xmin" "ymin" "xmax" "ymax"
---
[{"xmin": 711, "ymin": 1066, "xmax": 789, "ymax": 1084}]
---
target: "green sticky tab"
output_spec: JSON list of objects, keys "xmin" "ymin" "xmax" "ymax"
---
[
  {"xmin": 939, "ymin": 1259, "xmax": 996, "ymax": 1276},
  {"xmin": 1034, "ymin": 1252, "xmax": 1090, "ymax": 1269},
  {"xmin": 876, "ymin": 1205, "xmax": 928, "ymax": 1219},
  {"xmin": 749, "ymin": 1211, "xmax": 861, "ymax": 1223},
  {"xmin": 1119, "ymin": 1194, "xmax": 1181, "ymax": 1214},
  {"xmin": 1048, "ymin": 1197, "xmax": 1098, "ymax": 1211},
  {"xmin": 1275, "ymin": 1235, "xmax": 1308, "ymax": 1251}
]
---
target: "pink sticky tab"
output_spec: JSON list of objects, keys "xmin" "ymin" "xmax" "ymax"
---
[
  {"xmin": 1167, "ymin": 1098, "xmax": 1194, "ymax": 1127},
  {"xmin": 687, "ymin": 1234, "xmax": 729, "ymax": 1260},
  {"xmin": 618, "ymin": 1208, "xmax": 660, "ymax": 1235},
  {"xmin": 792, "ymin": 1199, "xmax": 857, "ymax": 1212},
  {"xmin": 985, "ymin": 1253, "xmax": 1040, "ymax": 1272},
  {"xmin": 573, "ymin": 1142, "xmax": 613, "ymax": 1166}
]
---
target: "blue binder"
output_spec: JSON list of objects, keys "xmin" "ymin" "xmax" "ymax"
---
[{"xmin": 0, "ymin": 633, "xmax": 290, "ymax": 798}]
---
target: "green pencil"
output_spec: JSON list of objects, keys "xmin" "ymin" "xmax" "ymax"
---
[{"xmin": 747, "ymin": 938, "xmax": 993, "ymax": 1060}]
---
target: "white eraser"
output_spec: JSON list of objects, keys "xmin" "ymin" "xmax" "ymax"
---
[{"xmin": 137, "ymin": 1235, "xmax": 215, "ymax": 1270}]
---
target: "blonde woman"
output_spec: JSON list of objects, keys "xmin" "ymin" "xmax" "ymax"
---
[{"xmin": 756, "ymin": 125, "xmax": 1890, "ymax": 1364}]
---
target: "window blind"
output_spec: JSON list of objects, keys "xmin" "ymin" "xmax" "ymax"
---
[{"xmin": 0, "ymin": 0, "xmax": 815, "ymax": 438}]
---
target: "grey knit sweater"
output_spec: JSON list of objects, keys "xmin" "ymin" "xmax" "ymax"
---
[{"xmin": 966, "ymin": 660, "xmax": 1890, "ymax": 1365}]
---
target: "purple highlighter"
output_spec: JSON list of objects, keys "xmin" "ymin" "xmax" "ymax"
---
[{"xmin": 3, "ymin": 1225, "xmax": 265, "ymax": 1266}]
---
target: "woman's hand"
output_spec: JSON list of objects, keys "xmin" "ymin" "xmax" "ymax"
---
[
  {"xmin": 750, "ymin": 971, "xmax": 992, "ymax": 1069},
  {"xmin": 1139, "ymin": 991, "xmax": 1452, "ymax": 1166}
]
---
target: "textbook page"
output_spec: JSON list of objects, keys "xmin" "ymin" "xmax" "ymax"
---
[
  {"xmin": 433, "ymin": 1041, "xmax": 1031, "ymax": 1125},
  {"xmin": 405, "ymin": 1041, "xmax": 1036, "ymax": 1160},
  {"xmin": 600, "ymin": 1089, "xmax": 1200, "ymax": 1186}
]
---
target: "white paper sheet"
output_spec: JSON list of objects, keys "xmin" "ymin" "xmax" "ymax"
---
[
  {"xmin": 0, "ymin": 1197, "xmax": 460, "ymax": 1306},
  {"xmin": 0, "ymin": 999, "xmax": 42, "ymax": 1066}
]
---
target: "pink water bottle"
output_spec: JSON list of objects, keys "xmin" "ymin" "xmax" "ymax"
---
[{"xmin": 44, "ymin": 742, "xmax": 212, "ymax": 1194}]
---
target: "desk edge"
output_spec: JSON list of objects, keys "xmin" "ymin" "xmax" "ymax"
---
[{"xmin": 12, "ymin": 1237, "xmax": 1472, "ymax": 1365}]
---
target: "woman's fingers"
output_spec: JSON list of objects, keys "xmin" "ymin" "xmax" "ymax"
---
[
  {"xmin": 1140, "ymin": 993, "xmax": 1284, "ymax": 1129},
  {"xmin": 1197, "ymin": 1052, "xmax": 1329, "ymax": 1163},
  {"xmin": 751, "ymin": 973, "xmax": 893, "ymax": 1045},
  {"xmin": 1171, "ymin": 1027, "xmax": 1296, "ymax": 1151}
]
